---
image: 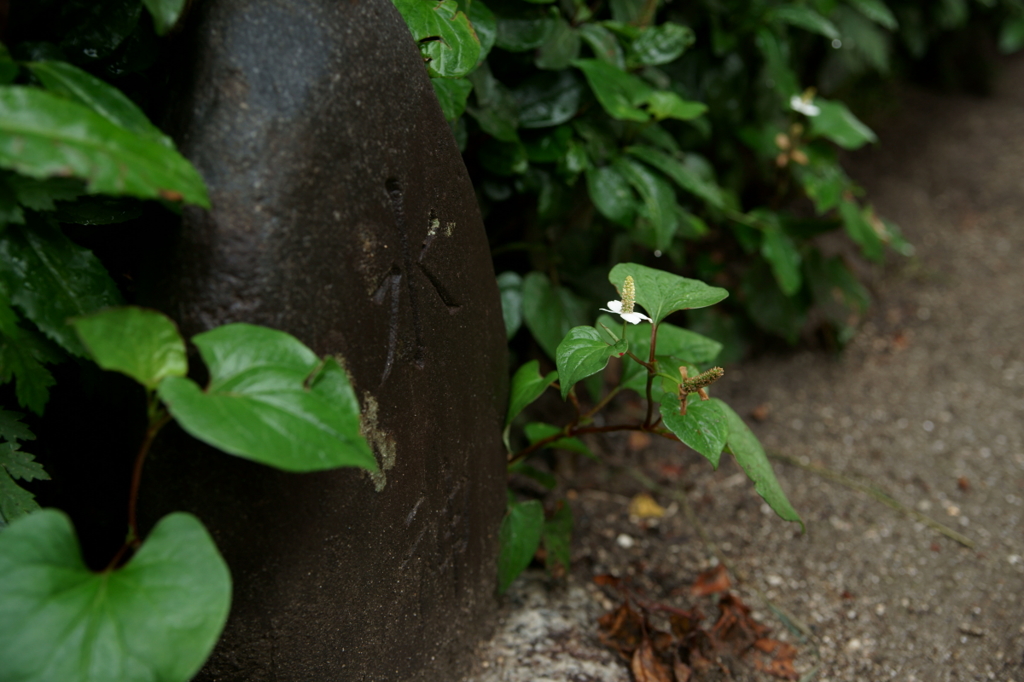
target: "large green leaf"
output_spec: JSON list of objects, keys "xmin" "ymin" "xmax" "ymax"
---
[
  {"xmin": 392, "ymin": 0, "xmax": 481, "ymax": 78},
  {"xmin": 555, "ymin": 326, "xmax": 627, "ymax": 399},
  {"xmin": 497, "ymin": 271, "xmax": 523, "ymax": 339},
  {"xmin": 771, "ymin": 5, "xmax": 841, "ymax": 40},
  {"xmin": 495, "ymin": 15, "xmax": 557, "ymax": 51},
  {"xmin": 497, "ymin": 498, "xmax": 544, "ymax": 593},
  {"xmin": 431, "ymin": 77, "xmax": 473, "ymax": 121},
  {"xmin": 521, "ymin": 271, "xmax": 589, "ymax": 360},
  {"xmin": 809, "ymin": 98, "xmax": 877, "ymax": 150},
  {"xmin": 464, "ymin": 0, "xmax": 497, "ymax": 60},
  {"xmin": 760, "ymin": 227, "xmax": 802, "ymax": 296},
  {"xmin": 572, "ymin": 58, "xmax": 651, "ymax": 122},
  {"xmin": 542, "ymin": 501, "xmax": 572, "ymax": 573},
  {"xmin": 0, "ymin": 509, "xmax": 231, "ymax": 682},
  {"xmin": 26, "ymin": 61, "xmax": 172, "ymax": 147},
  {"xmin": 505, "ymin": 360, "xmax": 558, "ymax": 430},
  {"xmin": 0, "ymin": 216, "xmax": 123, "ymax": 357},
  {"xmin": 0, "ymin": 87, "xmax": 208, "ymax": 206},
  {"xmin": 71, "ymin": 306, "xmax": 187, "ymax": 391},
  {"xmin": 626, "ymin": 146, "xmax": 725, "ymax": 209},
  {"xmin": 613, "ymin": 158, "xmax": 678, "ymax": 251},
  {"xmin": 142, "ymin": 0, "xmax": 188, "ymax": 35},
  {"xmin": 513, "ymin": 70, "xmax": 584, "ymax": 129},
  {"xmin": 659, "ymin": 394, "xmax": 728, "ymax": 465},
  {"xmin": 719, "ymin": 402, "xmax": 803, "ymax": 529},
  {"xmin": 157, "ymin": 324, "xmax": 377, "ymax": 473},
  {"xmin": 467, "ymin": 64, "xmax": 519, "ymax": 141},
  {"xmin": 645, "ymin": 91, "xmax": 707, "ymax": 122},
  {"xmin": 629, "ymin": 22, "xmax": 695, "ymax": 66},
  {"xmin": 535, "ymin": 17, "xmax": 580, "ymax": 70},
  {"xmin": 846, "ymin": 0, "xmax": 898, "ymax": 30},
  {"xmin": 597, "ymin": 314, "xmax": 722, "ymax": 365},
  {"xmin": 579, "ymin": 24, "xmax": 625, "ymax": 68},
  {"xmin": 586, "ymin": 164, "xmax": 637, "ymax": 227},
  {"xmin": 608, "ymin": 263, "xmax": 728, "ymax": 325}
]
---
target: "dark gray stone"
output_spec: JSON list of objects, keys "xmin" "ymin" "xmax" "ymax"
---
[{"xmin": 138, "ymin": 0, "xmax": 508, "ymax": 679}]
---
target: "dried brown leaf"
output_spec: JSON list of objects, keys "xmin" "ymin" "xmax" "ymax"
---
[
  {"xmin": 631, "ymin": 639, "xmax": 673, "ymax": 682},
  {"xmin": 690, "ymin": 564, "xmax": 731, "ymax": 596}
]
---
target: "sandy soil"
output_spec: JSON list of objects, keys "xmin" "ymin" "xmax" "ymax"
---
[{"xmin": 462, "ymin": 54, "xmax": 1024, "ymax": 682}]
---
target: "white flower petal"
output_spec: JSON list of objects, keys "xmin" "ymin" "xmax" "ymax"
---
[
  {"xmin": 789, "ymin": 95, "xmax": 820, "ymax": 117},
  {"xmin": 606, "ymin": 300, "xmax": 623, "ymax": 313},
  {"xmin": 620, "ymin": 312, "xmax": 652, "ymax": 325}
]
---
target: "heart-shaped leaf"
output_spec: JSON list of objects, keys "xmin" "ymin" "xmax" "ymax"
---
[
  {"xmin": 157, "ymin": 324, "xmax": 376, "ymax": 473},
  {"xmin": 659, "ymin": 394, "xmax": 728, "ymax": 465},
  {"xmin": 608, "ymin": 263, "xmax": 728, "ymax": 324},
  {"xmin": 72, "ymin": 306, "xmax": 187, "ymax": 391},
  {"xmin": 556, "ymin": 325, "xmax": 627, "ymax": 399},
  {"xmin": 0, "ymin": 509, "xmax": 231, "ymax": 682}
]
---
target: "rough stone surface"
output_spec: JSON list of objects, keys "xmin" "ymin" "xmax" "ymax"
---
[{"xmin": 137, "ymin": 1, "xmax": 508, "ymax": 680}]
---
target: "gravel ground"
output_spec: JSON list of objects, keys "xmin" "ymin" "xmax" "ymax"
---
[{"xmin": 462, "ymin": 55, "xmax": 1024, "ymax": 682}]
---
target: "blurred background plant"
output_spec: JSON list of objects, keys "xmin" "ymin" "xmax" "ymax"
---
[{"xmin": 399, "ymin": 0, "xmax": 1024, "ymax": 367}]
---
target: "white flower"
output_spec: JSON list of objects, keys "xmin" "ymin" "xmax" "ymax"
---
[
  {"xmin": 600, "ymin": 299, "xmax": 652, "ymax": 325},
  {"xmin": 790, "ymin": 95, "xmax": 820, "ymax": 117}
]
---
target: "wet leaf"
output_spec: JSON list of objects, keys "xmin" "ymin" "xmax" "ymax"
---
[
  {"xmin": 393, "ymin": 0, "xmax": 481, "ymax": 78},
  {"xmin": 157, "ymin": 325, "xmax": 377, "ymax": 473},
  {"xmin": 497, "ymin": 271, "xmax": 523, "ymax": 339},
  {"xmin": 626, "ymin": 146, "xmax": 725, "ymax": 209},
  {"xmin": 556, "ymin": 326, "xmax": 627, "ymax": 399},
  {"xmin": 809, "ymin": 98, "xmax": 877, "ymax": 150},
  {"xmin": 0, "ymin": 509, "xmax": 231, "ymax": 682},
  {"xmin": 142, "ymin": 0, "xmax": 188, "ymax": 35},
  {"xmin": 573, "ymin": 58, "xmax": 651, "ymax": 122},
  {"xmin": 770, "ymin": 5, "xmax": 840, "ymax": 40},
  {"xmin": 608, "ymin": 263, "xmax": 728, "ymax": 324},
  {"xmin": 71, "ymin": 306, "xmax": 187, "ymax": 391},
  {"xmin": 0, "ymin": 86, "xmax": 209, "ymax": 206},
  {"xmin": 495, "ymin": 15, "xmax": 557, "ymax": 51},
  {"xmin": 431, "ymin": 76, "xmax": 473, "ymax": 121},
  {"xmin": 497, "ymin": 498, "xmax": 544, "ymax": 592},
  {"xmin": 660, "ymin": 395, "xmax": 728, "ymax": 465},
  {"xmin": 535, "ymin": 17, "xmax": 580, "ymax": 70},
  {"xmin": 719, "ymin": 402, "xmax": 803, "ymax": 529},
  {"xmin": 586, "ymin": 164, "xmax": 637, "ymax": 228},
  {"xmin": 629, "ymin": 22, "xmax": 695, "ymax": 66},
  {"xmin": 579, "ymin": 23, "xmax": 625, "ymax": 68},
  {"xmin": 513, "ymin": 70, "xmax": 584, "ymax": 128}
]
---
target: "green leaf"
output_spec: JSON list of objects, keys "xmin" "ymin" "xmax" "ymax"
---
[
  {"xmin": 719, "ymin": 402, "xmax": 803, "ymax": 529},
  {"xmin": 608, "ymin": 263, "xmax": 728, "ymax": 325},
  {"xmin": 0, "ymin": 466, "xmax": 40, "ymax": 526},
  {"xmin": 521, "ymin": 271, "xmax": 589, "ymax": 361},
  {"xmin": 555, "ymin": 326, "xmax": 627, "ymax": 399},
  {"xmin": 659, "ymin": 394, "xmax": 728, "ymax": 466},
  {"xmin": 629, "ymin": 22, "xmax": 695, "ymax": 66},
  {"xmin": 625, "ymin": 146, "xmax": 725, "ymax": 208},
  {"xmin": 810, "ymin": 98, "xmax": 877, "ymax": 150},
  {"xmin": 497, "ymin": 498, "xmax": 544, "ymax": 593},
  {"xmin": 740, "ymin": 261, "xmax": 805, "ymax": 343},
  {"xmin": 508, "ymin": 461, "xmax": 557, "ymax": 489},
  {"xmin": 392, "ymin": 0, "xmax": 481, "ymax": 78},
  {"xmin": 645, "ymin": 91, "xmax": 707, "ymax": 122},
  {"xmin": 998, "ymin": 16, "xmax": 1024, "ymax": 55},
  {"xmin": 157, "ymin": 324, "xmax": 377, "ymax": 473},
  {"xmin": 579, "ymin": 23, "xmax": 625, "ymax": 69},
  {"xmin": 505, "ymin": 360, "xmax": 558, "ymax": 430},
  {"xmin": 586, "ymin": 164, "xmax": 637, "ymax": 227},
  {"xmin": 794, "ymin": 148, "xmax": 850, "ymax": 214},
  {"xmin": 523, "ymin": 422, "xmax": 594, "ymax": 458},
  {"xmin": 760, "ymin": 227, "xmax": 802, "ymax": 296},
  {"xmin": 839, "ymin": 199, "xmax": 883, "ymax": 261},
  {"xmin": 0, "ymin": 509, "xmax": 232, "ymax": 681},
  {"xmin": 513, "ymin": 70, "xmax": 584, "ymax": 129},
  {"xmin": 542, "ymin": 502, "xmax": 573, "ymax": 573},
  {"xmin": 497, "ymin": 271, "xmax": 523, "ymax": 339},
  {"xmin": 0, "ymin": 444, "xmax": 48, "ymax": 483},
  {"xmin": 0, "ymin": 87, "xmax": 209, "ymax": 206},
  {"xmin": 524, "ymin": 125, "xmax": 572, "ymax": 162},
  {"xmin": 0, "ymin": 295, "xmax": 61, "ymax": 415},
  {"xmin": 467, "ymin": 64, "xmax": 519, "ymax": 141},
  {"xmin": 495, "ymin": 15, "xmax": 557, "ymax": 51},
  {"xmin": 613, "ymin": 158, "xmax": 678, "ymax": 252},
  {"xmin": 0, "ymin": 44, "xmax": 17, "ymax": 86},
  {"xmin": 431, "ymin": 77, "xmax": 473, "ymax": 121},
  {"xmin": 535, "ymin": 17, "xmax": 580, "ymax": 70},
  {"xmin": 4, "ymin": 174, "xmax": 83, "ymax": 212},
  {"xmin": 0, "ymin": 409, "xmax": 34, "ymax": 445},
  {"xmin": 0, "ymin": 216, "xmax": 123, "ymax": 357},
  {"xmin": 755, "ymin": 28, "xmax": 799, "ymax": 97},
  {"xmin": 142, "ymin": 0, "xmax": 188, "ymax": 35},
  {"xmin": 464, "ymin": 0, "xmax": 497, "ymax": 61},
  {"xmin": 572, "ymin": 58, "xmax": 651, "ymax": 122},
  {"xmin": 26, "ymin": 61, "xmax": 173, "ymax": 147},
  {"xmin": 846, "ymin": 0, "xmax": 898, "ymax": 30},
  {"xmin": 60, "ymin": 0, "xmax": 142, "ymax": 64},
  {"xmin": 71, "ymin": 306, "xmax": 187, "ymax": 391},
  {"xmin": 771, "ymin": 5, "xmax": 841, "ymax": 40}
]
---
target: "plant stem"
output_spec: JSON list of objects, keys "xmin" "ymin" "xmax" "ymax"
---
[
  {"xmin": 584, "ymin": 385, "xmax": 621, "ymax": 421},
  {"xmin": 643, "ymin": 323, "xmax": 659, "ymax": 428}
]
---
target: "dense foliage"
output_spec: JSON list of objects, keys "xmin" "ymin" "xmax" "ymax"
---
[{"xmin": 401, "ymin": 0, "xmax": 1023, "ymax": 356}]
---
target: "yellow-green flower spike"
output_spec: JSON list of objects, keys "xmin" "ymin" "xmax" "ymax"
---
[{"xmin": 621, "ymin": 276, "xmax": 636, "ymax": 314}]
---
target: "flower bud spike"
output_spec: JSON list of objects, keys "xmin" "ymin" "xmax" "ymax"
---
[
  {"xmin": 621, "ymin": 276, "xmax": 636, "ymax": 314},
  {"xmin": 682, "ymin": 366, "xmax": 724, "ymax": 395}
]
